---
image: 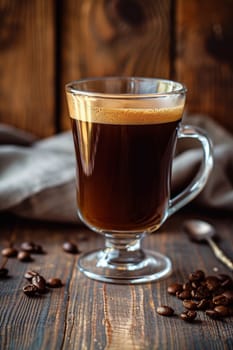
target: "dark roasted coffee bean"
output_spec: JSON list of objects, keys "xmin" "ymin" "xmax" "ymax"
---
[
  {"xmin": 1, "ymin": 247, "xmax": 18, "ymax": 258},
  {"xmin": 214, "ymin": 305, "xmax": 229, "ymax": 317},
  {"xmin": 33, "ymin": 244, "xmax": 44, "ymax": 254},
  {"xmin": 191, "ymin": 281, "xmax": 200, "ymax": 289},
  {"xmin": 0, "ymin": 268, "xmax": 8, "ymax": 278},
  {"xmin": 32, "ymin": 275, "xmax": 46, "ymax": 293},
  {"xmin": 24, "ymin": 270, "xmax": 39, "ymax": 281},
  {"xmin": 197, "ymin": 286, "xmax": 210, "ymax": 298},
  {"xmin": 212, "ymin": 287, "xmax": 225, "ymax": 297},
  {"xmin": 217, "ymin": 274, "xmax": 230, "ymax": 282},
  {"xmin": 156, "ymin": 306, "xmax": 174, "ymax": 316},
  {"xmin": 47, "ymin": 278, "xmax": 63, "ymax": 288},
  {"xmin": 180, "ymin": 310, "xmax": 197, "ymax": 322},
  {"xmin": 197, "ymin": 299, "xmax": 212, "ymax": 310},
  {"xmin": 191, "ymin": 286, "xmax": 210, "ymax": 300},
  {"xmin": 167, "ymin": 283, "xmax": 183, "ymax": 295},
  {"xmin": 206, "ymin": 309, "xmax": 220, "ymax": 319},
  {"xmin": 63, "ymin": 242, "xmax": 79, "ymax": 254},
  {"xmin": 21, "ymin": 242, "xmax": 45, "ymax": 254},
  {"xmin": 189, "ymin": 270, "xmax": 205, "ymax": 282},
  {"xmin": 23, "ymin": 284, "xmax": 38, "ymax": 297},
  {"xmin": 182, "ymin": 282, "xmax": 192, "ymax": 291},
  {"xmin": 222, "ymin": 290, "xmax": 233, "ymax": 304},
  {"xmin": 177, "ymin": 290, "xmax": 191, "ymax": 300},
  {"xmin": 221, "ymin": 277, "xmax": 233, "ymax": 290},
  {"xmin": 21, "ymin": 242, "xmax": 35, "ymax": 252},
  {"xmin": 17, "ymin": 251, "xmax": 33, "ymax": 262},
  {"xmin": 183, "ymin": 300, "xmax": 197, "ymax": 310},
  {"xmin": 213, "ymin": 294, "xmax": 230, "ymax": 306},
  {"xmin": 205, "ymin": 276, "xmax": 220, "ymax": 292}
]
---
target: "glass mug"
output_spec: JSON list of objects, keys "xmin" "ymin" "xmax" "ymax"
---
[{"xmin": 66, "ymin": 77, "xmax": 213, "ymax": 284}]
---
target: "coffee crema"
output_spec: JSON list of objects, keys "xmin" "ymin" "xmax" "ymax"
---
[{"xmin": 70, "ymin": 106, "xmax": 183, "ymax": 232}]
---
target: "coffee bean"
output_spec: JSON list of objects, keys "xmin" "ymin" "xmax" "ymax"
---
[
  {"xmin": 189, "ymin": 270, "xmax": 205, "ymax": 282},
  {"xmin": 21, "ymin": 242, "xmax": 44, "ymax": 254},
  {"xmin": 63, "ymin": 242, "xmax": 79, "ymax": 254},
  {"xmin": 47, "ymin": 278, "xmax": 63, "ymax": 288},
  {"xmin": 222, "ymin": 290, "xmax": 233, "ymax": 304},
  {"xmin": 156, "ymin": 306, "xmax": 174, "ymax": 316},
  {"xmin": 177, "ymin": 290, "xmax": 191, "ymax": 300},
  {"xmin": 167, "ymin": 283, "xmax": 183, "ymax": 295},
  {"xmin": 182, "ymin": 282, "xmax": 192, "ymax": 291},
  {"xmin": 205, "ymin": 276, "xmax": 220, "ymax": 292},
  {"xmin": 0, "ymin": 268, "xmax": 8, "ymax": 278},
  {"xmin": 33, "ymin": 244, "xmax": 44, "ymax": 254},
  {"xmin": 206, "ymin": 309, "xmax": 220, "ymax": 319},
  {"xmin": 217, "ymin": 274, "xmax": 230, "ymax": 282},
  {"xmin": 21, "ymin": 242, "xmax": 35, "ymax": 253},
  {"xmin": 1, "ymin": 247, "xmax": 18, "ymax": 258},
  {"xmin": 24, "ymin": 270, "xmax": 39, "ymax": 281},
  {"xmin": 32, "ymin": 275, "xmax": 46, "ymax": 293},
  {"xmin": 17, "ymin": 251, "xmax": 33, "ymax": 262},
  {"xmin": 191, "ymin": 286, "xmax": 210, "ymax": 300},
  {"xmin": 180, "ymin": 310, "xmax": 197, "ymax": 322},
  {"xmin": 214, "ymin": 305, "xmax": 229, "ymax": 317},
  {"xmin": 221, "ymin": 277, "xmax": 233, "ymax": 290},
  {"xmin": 197, "ymin": 299, "xmax": 211, "ymax": 310},
  {"xmin": 191, "ymin": 281, "xmax": 200, "ymax": 289},
  {"xmin": 23, "ymin": 284, "xmax": 38, "ymax": 297},
  {"xmin": 213, "ymin": 294, "xmax": 230, "ymax": 306},
  {"xmin": 183, "ymin": 300, "xmax": 197, "ymax": 310}
]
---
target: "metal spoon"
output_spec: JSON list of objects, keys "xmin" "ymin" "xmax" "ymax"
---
[{"xmin": 183, "ymin": 219, "xmax": 233, "ymax": 271}]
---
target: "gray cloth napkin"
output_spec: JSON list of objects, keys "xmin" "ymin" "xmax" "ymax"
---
[{"xmin": 0, "ymin": 115, "xmax": 233, "ymax": 223}]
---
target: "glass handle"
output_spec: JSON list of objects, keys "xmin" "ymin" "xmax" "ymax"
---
[{"xmin": 168, "ymin": 125, "xmax": 214, "ymax": 217}]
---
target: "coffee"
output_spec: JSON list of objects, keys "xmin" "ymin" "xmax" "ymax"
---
[{"xmin": 70, "ymin": 106, "xmax": 182, "ymax": 232}]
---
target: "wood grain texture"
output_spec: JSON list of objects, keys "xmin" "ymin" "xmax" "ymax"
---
[
  {"xmin": 60, "ymin": 0, "xmax": 171, "ymax": 130},
  {"xmin": 0, "ymin": 212, "xmax": 233, "ymax": 349},
  {"xmin": 175, "ymin": 0, "xmax": 233, "ymax": 133},
  {"xmin": 0, "ymin": 0, "xmax": 55, "ymax": 137}
]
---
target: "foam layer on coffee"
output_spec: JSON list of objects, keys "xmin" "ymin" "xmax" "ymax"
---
[{"xmin": 67, "ymin": 95, "xmax": 184, "ymax": 124}]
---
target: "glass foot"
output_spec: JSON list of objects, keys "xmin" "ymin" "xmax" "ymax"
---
[{"xmin": 78, "ymin": 249, "xmax": 172, "ymax": 284}]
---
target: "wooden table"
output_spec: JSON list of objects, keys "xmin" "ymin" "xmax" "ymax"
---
[{"xmin": 0, "ymin": 210, "xmax": 233, "ymax": 349}]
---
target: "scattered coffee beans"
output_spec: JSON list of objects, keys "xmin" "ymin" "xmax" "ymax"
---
[
  {"xmin": 156, "ymin": 306, "xmax": 174, "ymax": 316},
  {"xmin": 23, "ymin": 271, "xmax": 63, "ymax": 297},
  {"xmin": 63, "ymin": 242, "xmax": 79, "ymax": 254},
  {"xmin": 159, "ymin": 269, "xmax": 233, "ymax": 323}
]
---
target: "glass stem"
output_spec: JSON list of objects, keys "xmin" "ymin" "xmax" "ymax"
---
[{"xmin": 101, "ymin": 235, "xmax": 146, "ymax": 265}]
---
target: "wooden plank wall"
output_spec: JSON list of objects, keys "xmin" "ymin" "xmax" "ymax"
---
[
  {"xmin": 0, "ymin": 0, "xmax": 233, "ymax": 137},
  {"xmin": 0, "ymin": 0, "xmax": 55, "ymax": 137}
]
